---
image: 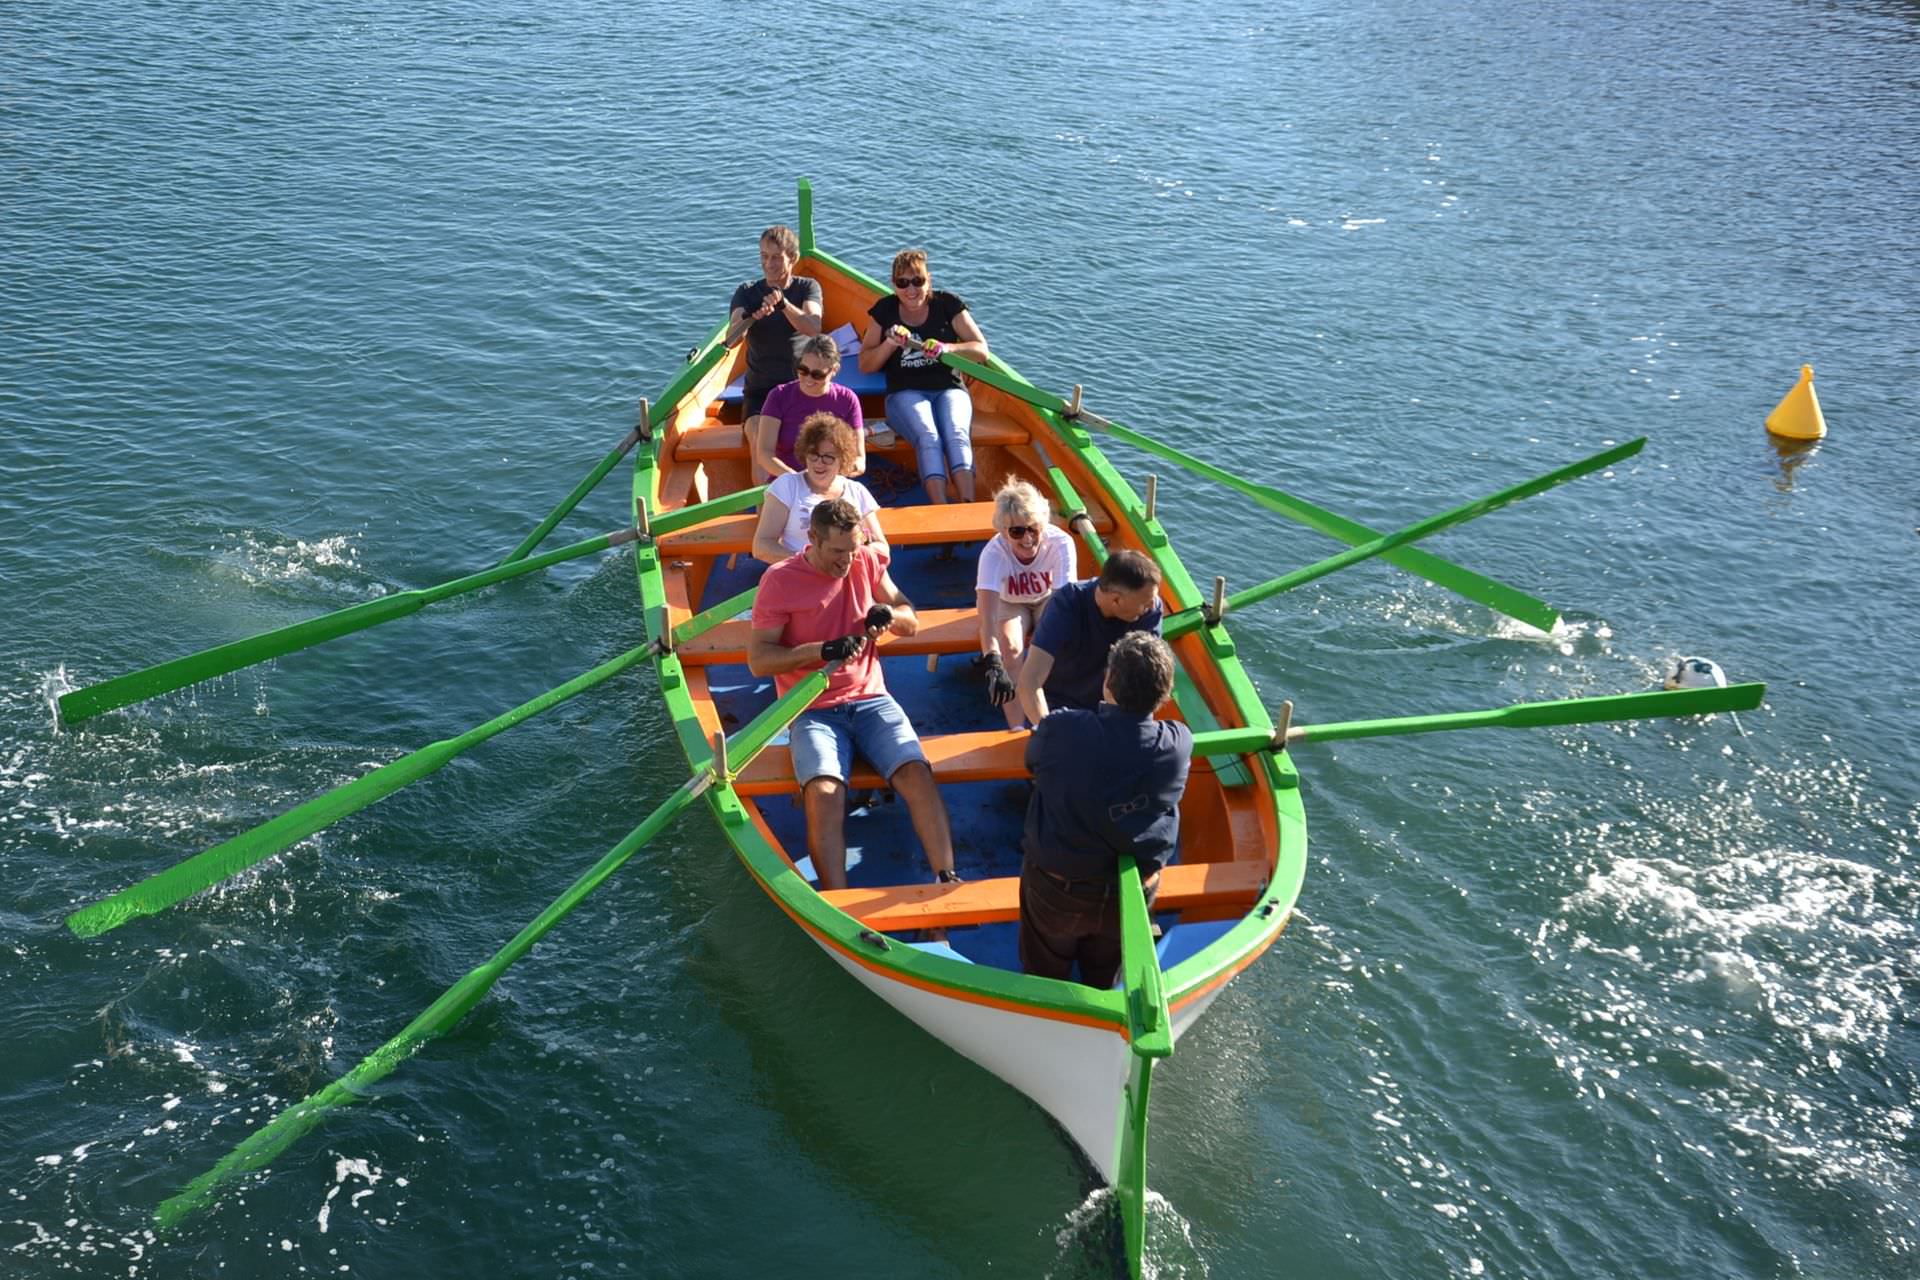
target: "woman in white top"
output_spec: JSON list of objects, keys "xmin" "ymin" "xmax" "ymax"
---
[
  {"xmin": 750, "ymin": 413, "xmax": 887, "ymax": 564},
  {"xmin": 974, "ymin": 478, "xmax": 1075, "ymax": 729}
]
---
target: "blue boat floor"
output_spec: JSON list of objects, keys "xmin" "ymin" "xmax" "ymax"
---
[{"xmin": 692, "ymin": 462, "xmax": 1237, "ymax": 976}]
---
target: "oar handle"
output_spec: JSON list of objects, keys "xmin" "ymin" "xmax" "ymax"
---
[{"xmin": 1116, "ymin": 855, "xmax": 1172, "ymax": 1060}]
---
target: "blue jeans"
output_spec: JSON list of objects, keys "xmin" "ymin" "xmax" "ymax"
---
[
  {"xmin": 790, "ymin": 694, "xmax": 928, "ymax": 786},
  {"xmin": 886, "ymin": 388, "xmax": 974, "ymax": 483}
]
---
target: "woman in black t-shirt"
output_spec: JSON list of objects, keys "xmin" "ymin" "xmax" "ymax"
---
[
  {"xmin": 727, "ymin": 225, "xmax": 823, "ymax": 417},
  {"xmin": 858, "ymin": 247, "xmax": 990, "ymax": 504}
]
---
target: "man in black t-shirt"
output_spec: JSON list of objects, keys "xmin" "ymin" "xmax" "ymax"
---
[{"xmin": 727, "ymin": 224, "xmax": 823, "ymax": 417}]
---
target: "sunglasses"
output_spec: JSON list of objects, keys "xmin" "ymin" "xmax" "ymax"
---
[
  {"xmin": 796, "ymin": 364, "xmax": 835, "ymax": 379},
  {"xmin": 1005, "ymin": 524, "xmax": 1041, "ymax": 540},
  {"xmin": 894, "ymin": 275, "xmax": 928, "ymax": 287}
]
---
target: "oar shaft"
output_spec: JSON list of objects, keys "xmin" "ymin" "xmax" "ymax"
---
[
  {"xmin": 1188, "ymin": 682, "xmax": 1766, "ymax": 755},
  {"xmin": 503, "ymin": 325, "xmax": 733, "ymax": 564},
  {"xmin": 59, "ymin": 528, "xmax": 634, "ymax": 724},
  {"xmin": 1165, "ymin": 438, "xmax": 1644, "ymax": 639},
  {"xmin": 942, "ymin": 353, "xmax": 1563, "ymax": 633},
  {"xmin": 69, "ymin": 588, "xmax": 770, "ymax": 939},
  {"xmin": 153, "ymin": 771, "xmax": 707, "ymax": 1230},
  {"xmin": 651, "ymin": 483, "xmax": 767, "ymax": 537},
  {"xmin": 154, "ymin": 663, "xmax": 837, "ymax": 1228},
  {"xmin": 1293, "ymin": 681, "xmax": 1765, "ymax": 743},
  {"xmin": 65, "ymin": 641, "xmax": 662, "ymax": 938}
]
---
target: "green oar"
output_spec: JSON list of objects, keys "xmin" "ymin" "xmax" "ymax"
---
[
  {"xmin": 1164, "ymin": 438, "xmax": 1644, "ymax": 639},
  {"xmin": 60, "ymin": 486, "xmax": 763, "ymax": 727},
  {"xmin": 944, "ymin": 353, "xmax": 1563, "ymax": 633},
  {"xmin": 64, "ymin": 591, "xmax": 758, "ymax": 940},
  {"xmin": 1189, "ymin": 682, "xmax": 1766, "ymax": 756},
  {"xmin": 154, "ymin": 660, "xmax": 834, "ymax": 1230},
  {"xmin": 1113, "ymin": 852, "xmax": 1168, "ymax": 1280},
  {"xmin": 502, "ymin": 323, "xmax": 734, "ymax": 564},
  {"xmin": 59, "ymin": 527, "xmax": 636, "ymax": 724}
]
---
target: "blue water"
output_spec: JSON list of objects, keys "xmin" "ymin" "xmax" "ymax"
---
[{"xmin": 5, "ymin": 2, "xmax": 1917, "ymax": 1276}]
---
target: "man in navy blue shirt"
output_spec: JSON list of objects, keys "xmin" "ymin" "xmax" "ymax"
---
[
  {"xmin": 1019, "ymin": 631, "xmax": 1192, "ymax": 988},
  {"xmin": 1014, "ymin": 549, "xmax": 1163, "ymax": 726}
]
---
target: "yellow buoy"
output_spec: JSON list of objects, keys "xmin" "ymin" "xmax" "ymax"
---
[{"xmin": 1765, "ymin": 363, "xmax": 1826, "ymax": 440}]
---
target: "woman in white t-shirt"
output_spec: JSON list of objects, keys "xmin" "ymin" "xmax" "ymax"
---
[
  {"xmin": 751, "ymin": 413, "xmax": 886, "ymax": 564},
  {"xmin": 974, "ymin": 478, "xmax": 1075, "ymax": 729}
]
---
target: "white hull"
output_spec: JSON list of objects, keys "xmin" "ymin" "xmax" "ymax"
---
[{"xmin": 816, "ymin": 940, "xmax": 1227, "ymax": 1181}]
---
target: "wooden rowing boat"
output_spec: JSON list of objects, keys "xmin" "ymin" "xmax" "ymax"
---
[
  {"xmin": 55, "ymin": 178, "xmax": 1766, "ymax": 1277},
  {"xmin": 634, "ymin": 182, "xmax": 1307, "ymax": 1276}
]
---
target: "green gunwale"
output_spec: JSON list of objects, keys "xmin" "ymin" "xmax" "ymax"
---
[{"xmin": 626, "ymin": 250, "xmax": 1306, "ymax": 1031}]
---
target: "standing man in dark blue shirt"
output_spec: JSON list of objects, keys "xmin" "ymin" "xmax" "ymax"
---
[
  {"xmin": 1014, "ymin": 549, "xmax": 1163, "ymax": 726},
  {"xmin": 1019, "ymin": 631, "xmax": 1192, "ymax": 988}
]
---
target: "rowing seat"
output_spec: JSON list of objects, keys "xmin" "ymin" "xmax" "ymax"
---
[
  {"xmin": 734, "ymin": 730, "xmax": 1023, "ymax": 795},
  {"xmin": 674, "ymin": 410, "xmax": 1030, "ymax": 464},
  {"xmin": 655, "ymin": 502, "xmax": 1112, "ymax": 557},
  {"xmin": 818, "ymin": 860, "xmax": 1272, "ymax": 932},
  {"xmin": 679, "ymin": 607, "xmax": 980, "ymax": 665}
]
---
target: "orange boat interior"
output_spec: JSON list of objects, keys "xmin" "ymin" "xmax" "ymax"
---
[{"xmin": 648, "ymin": 263, "xmax": 1278, "ymax": 973}]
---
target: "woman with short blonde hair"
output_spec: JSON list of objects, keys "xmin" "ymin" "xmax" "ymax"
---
[{"xmin": 973, "ymin": 478, "xmax": 1075, "ymax": 728}]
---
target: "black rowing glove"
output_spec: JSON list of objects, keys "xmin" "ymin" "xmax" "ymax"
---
[
  {"xmin": 864, "ymin": 604, "xmax": 894, "ymax": 632},
  {"xmin": 821, "ymin": 633, "xmax": 866, "ymax": 662},
  {"xmin": 979, "ymin": 653, "xmax": 1017, "ymax": 706}
]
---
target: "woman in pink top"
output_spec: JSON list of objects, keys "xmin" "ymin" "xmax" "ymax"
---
[
  {"xmin": 748, "ymin": 335, "xmax": 865, "ymax": 482},
  {"xmin": 973, "ymin": 479, "xmax": 1075, "ymax": 729}
]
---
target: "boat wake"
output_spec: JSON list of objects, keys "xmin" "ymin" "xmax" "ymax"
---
[{"xmin": 1047, "ymin": 1187, "xmax": 1208, "ymax": 1279}]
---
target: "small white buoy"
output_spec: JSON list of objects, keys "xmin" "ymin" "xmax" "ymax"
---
[{"xmin": 1664, "ymin": 656, "xmax": 1728, "ymax": 691}]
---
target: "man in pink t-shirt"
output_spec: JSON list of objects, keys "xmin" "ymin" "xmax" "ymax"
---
[{"xmin": 748, "ymin": 498, "xmax": 958, "ymax": 891}]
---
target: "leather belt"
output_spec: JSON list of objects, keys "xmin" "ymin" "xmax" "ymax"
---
[{"xmin": 1035, "ymin": 866, "xmax": 1113, "ymax": 894}]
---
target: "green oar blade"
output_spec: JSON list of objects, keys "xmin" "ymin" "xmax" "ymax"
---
[
  {"xmin": 154, "ymin": 663, "xmax": 835, "ymax": 1229},
  {"xmin": 60, "ymin": 529, "xmax": 631, "ymax": 724},
  {"xmin": 153, "ymin": 771, "xmax": 707, "ymax": 1231},
  {"xmin": 65, "ymin": 642, "xmax": 662, "ymax": 939},
  {"xmin": 943, "ymin": 353, "xmax": 1563, "ymax": 633},
  {"xmin": 1166, "ymin": 438, "xmax": 1644, "ymax": 639}
]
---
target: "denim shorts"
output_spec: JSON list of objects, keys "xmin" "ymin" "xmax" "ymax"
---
[{"xmin": 790, "ymin": 693, "xmax": 928, "ymax": 786}]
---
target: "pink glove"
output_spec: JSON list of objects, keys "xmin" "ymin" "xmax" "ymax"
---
[
  {"xmin": 889, "ymin": 325, "xmax": 914, "ymax": 345},
  {"xmin": 923, "ymin": 339, "xmax": 947, "ymax": 357}
]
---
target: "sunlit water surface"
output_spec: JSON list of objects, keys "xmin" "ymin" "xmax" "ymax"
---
[{"xmin": 4, "ymin": 2, "xmax": 1916, "ymax": 1276}]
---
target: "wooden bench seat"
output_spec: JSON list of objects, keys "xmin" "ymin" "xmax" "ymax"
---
[
  {"xmin": 679, "ymin": 607, "xmax": 980, "ymax": 665},
  {"xmin": 735, "ymin": 730, "xmax": 1025, "ymax": 795},
  {"xmin": 656, "ymin": 502, "xmax": 1112, "ymax": 557},
  {"xmin": 674, "ymin": 410, "xmax": 1029, "ymax": 464},
  {"xmin": 818, "ymin": 860, "xmax": 1272, "ymax": 932}
]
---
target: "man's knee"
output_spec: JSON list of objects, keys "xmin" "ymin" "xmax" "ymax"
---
[
  {"xmin": 888, "ymin": 759, "xmax": 935, "ymax": 793},
  {"xmin": 803, "ymin": 777, "xmax": 846, "ymax": 817}
]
